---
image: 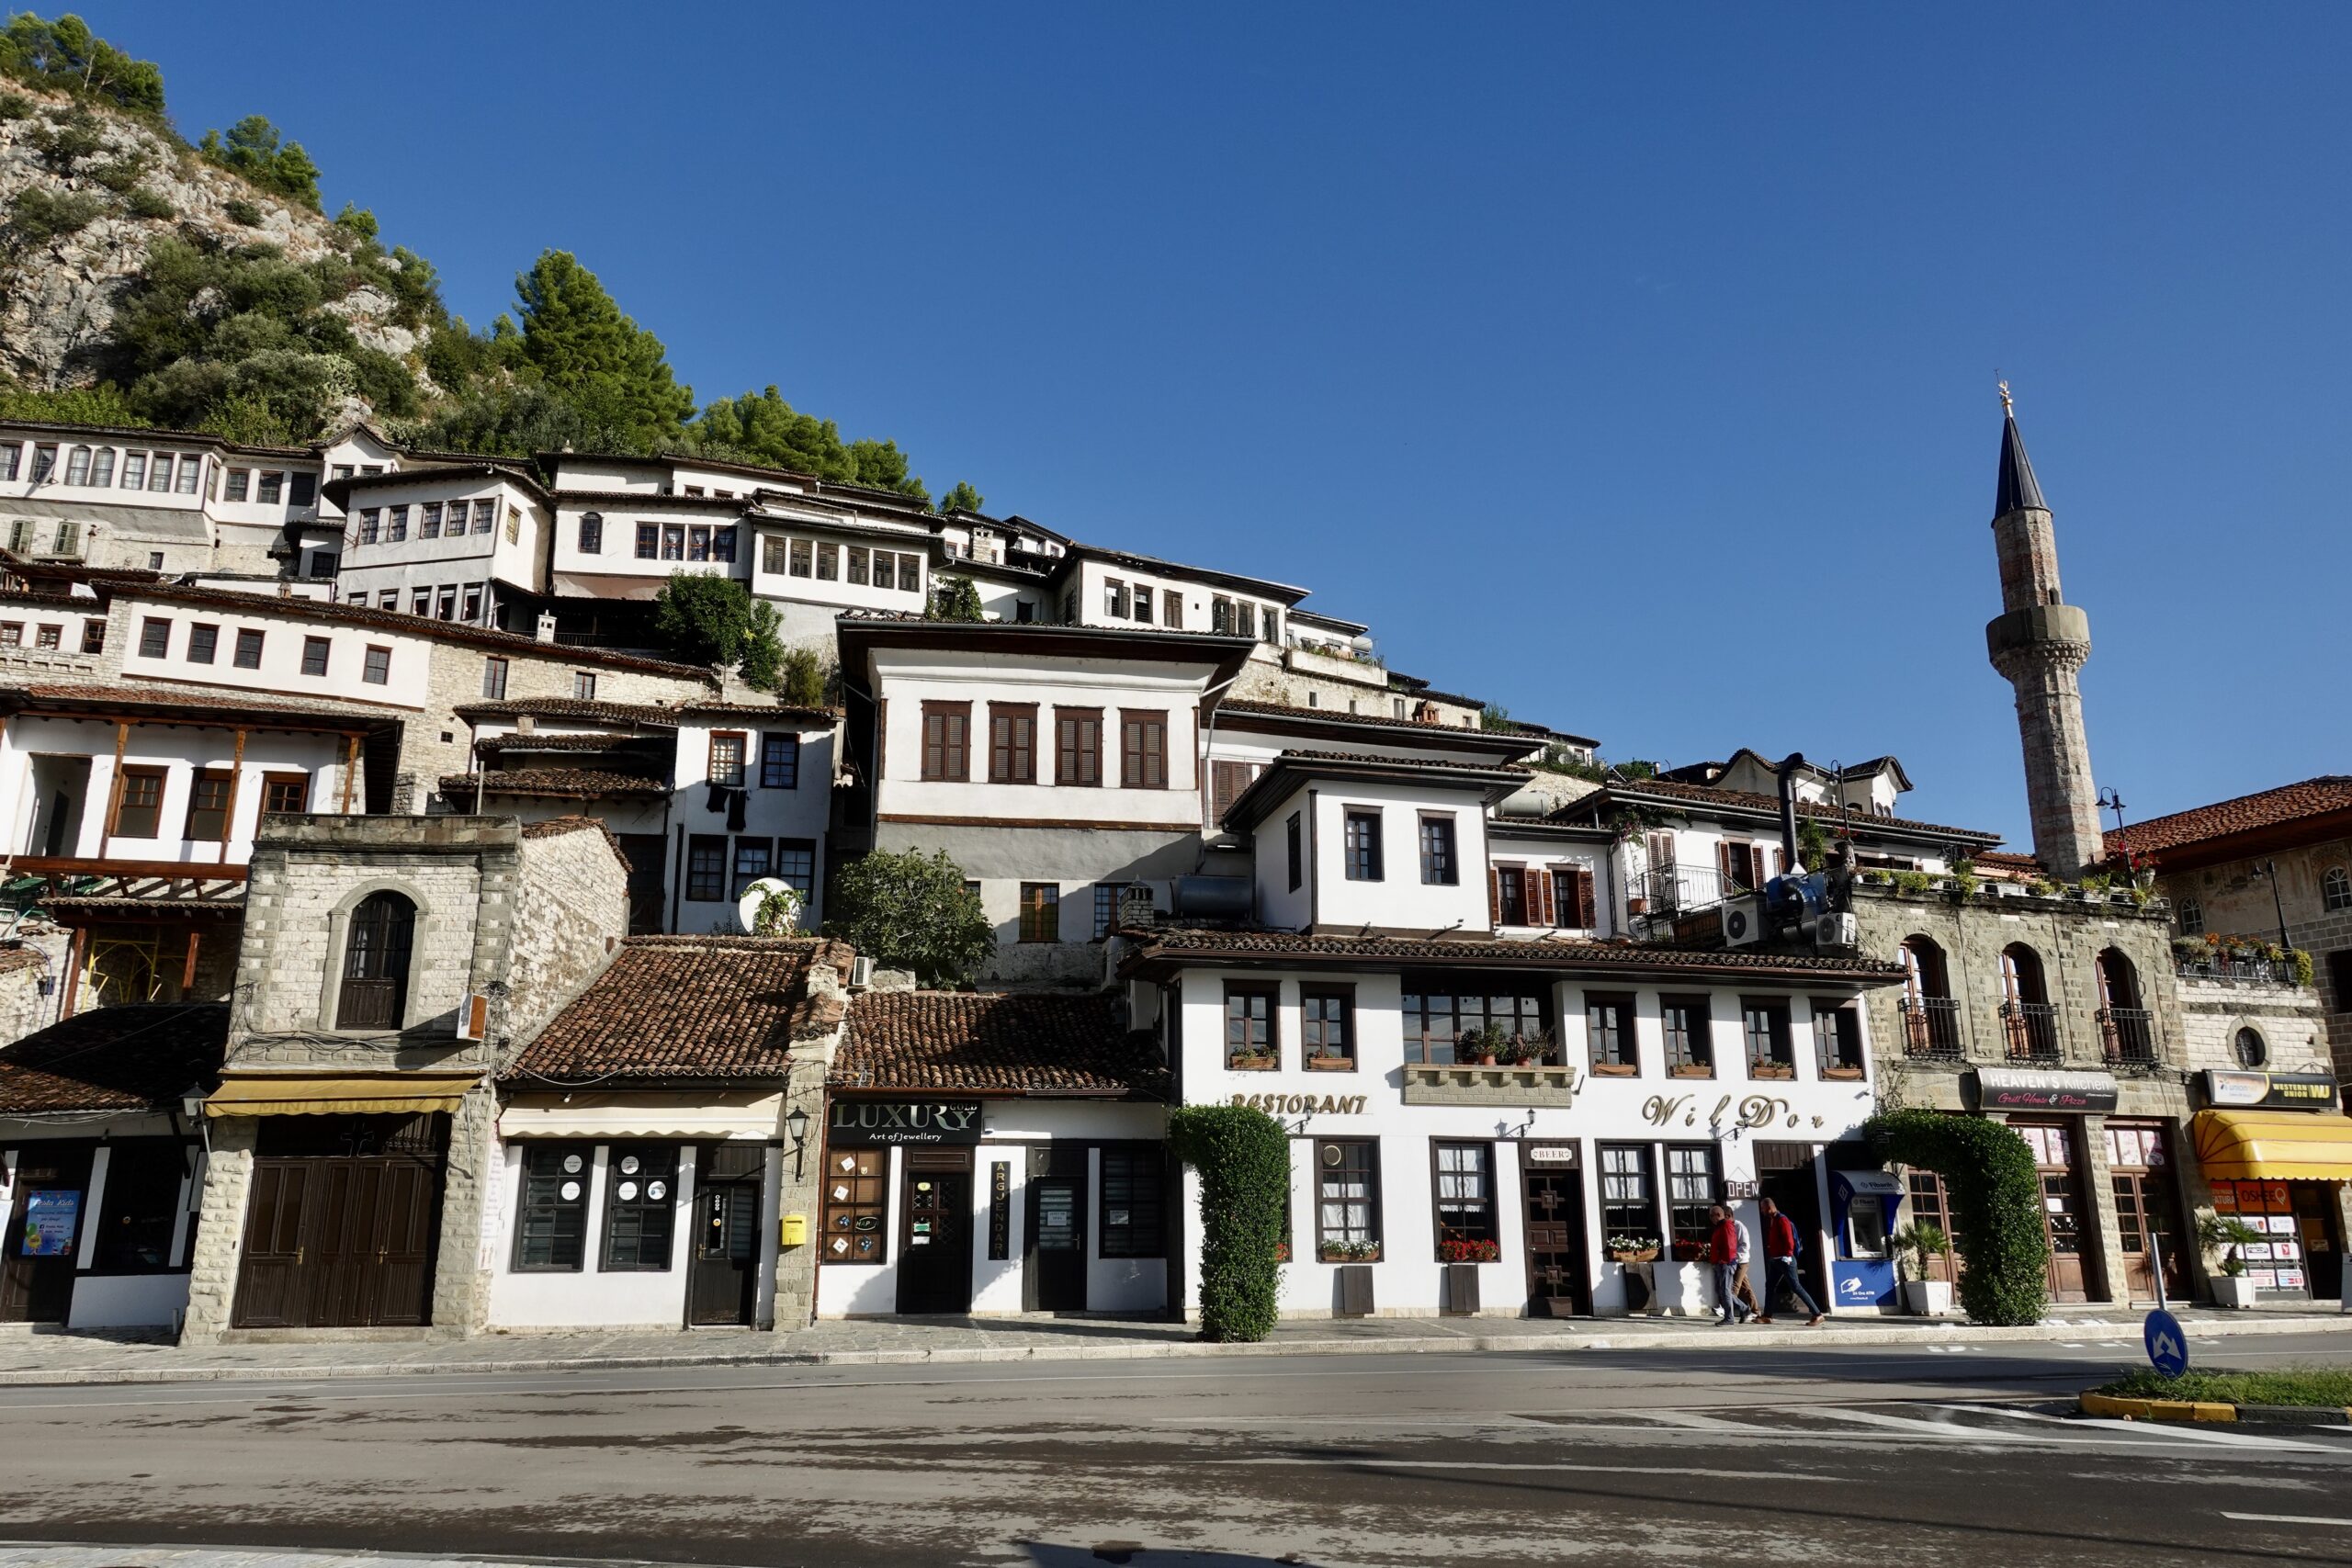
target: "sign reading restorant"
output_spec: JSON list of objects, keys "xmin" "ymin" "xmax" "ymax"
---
[{"xmin": 827, "ymin": 1100, "xmax": 983, "ymax": 1145}]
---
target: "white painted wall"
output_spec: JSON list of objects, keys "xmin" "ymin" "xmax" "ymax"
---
[
  {"xmin": 115, "ymin": 596, "xmax": 435, "ymax": 712},
  {"xmin": 1306, "ymin": 778, "xmax": 1494, "ymax": 932},
  {"xmin": 485, "ymin": 1140, "xmax": 700, "ymax": 1330}
]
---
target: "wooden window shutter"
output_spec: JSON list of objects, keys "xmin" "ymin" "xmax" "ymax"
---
[
  {"xmin": 1577, "ymin": 867, "xmax": 1598, "ymax": 930},
  {"xmin": 1488, "ymin": 866, "xmax": 1503, "ymax": 925},
  {"xmin": 1748, "ymin": 844, "xmax": 1769, "ymax": 889},
  {"xmin": 1536, "ymin": 867, "xmax": 1555, "ymax": 927},
  {"xmin": 1717, "ymin": 840, "xmax": 1736, "ymax": 888}
]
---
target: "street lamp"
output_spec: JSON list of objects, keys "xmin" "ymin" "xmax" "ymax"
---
[
  {"xmin": 2251, "ymin": 861, "xmax": 2294, "ymax": 953},
  {"xmin": 785, "ymin": 1105, "xmax": 811, "ymax": 1179}
]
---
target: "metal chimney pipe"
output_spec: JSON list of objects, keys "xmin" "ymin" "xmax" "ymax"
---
[{"xmin": 1777, "ymin": 752, "xmax": 1806, "ymax": 869}]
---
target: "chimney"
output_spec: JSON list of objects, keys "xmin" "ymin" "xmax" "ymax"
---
[
  {"xmin": 534, "ymin": 612, "xmax": 557, "ymax": 644},
  {"xmin": 1776, "ymin": 753, "xmax": 1805, "ymax": 870}
]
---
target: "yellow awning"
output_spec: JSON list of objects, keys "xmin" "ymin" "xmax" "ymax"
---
[
  {"xmin": 2192, "ymin": 1110, "xmax": 2352, "ymax": 1181},
  {"xmin": 205, "ymin": 1073, "xmax": 481, "ymax": 1118}
]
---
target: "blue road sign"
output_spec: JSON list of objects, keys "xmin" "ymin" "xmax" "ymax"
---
[{"xmin": 2144, "ymin": 1307, "xmax": 2188, "ymax": 1378}]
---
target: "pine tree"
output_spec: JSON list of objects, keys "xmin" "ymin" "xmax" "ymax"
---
[{"xmin": 512, "ymin": 251, "xmax": 694, "ymax": 449}]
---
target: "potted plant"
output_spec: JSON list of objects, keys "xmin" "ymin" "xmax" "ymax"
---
[
  {"xmin": 2199, "ymin": 1213, "xmax": 2267, "ymax": 1307},
  {"xmin": 1304, "ymin": 1049, "xmax": 1352, "ymax": 1071},
  {"xmin": 1749, "ymin": 1060, "xmax": 1796, "ymax": 1081},
  {"xmin": 1318, "ymin": 1239, "xmax": 1381, "ymax": 1264},
  {"xmin": 1605, "ymin": 1234, "xmax": 1658, "ymax": 1263},
  {"xmin": 1892, "ymin": 1222, "xmax": 1955, "ymax": 1315},
  {"xmin": 1438, "ymin": 1238, "xmax": 1502, "ymax": 1264},
  {"xmin": 1455, "ymin": 1025, "xmax": 1499, "ymax": 1066}
]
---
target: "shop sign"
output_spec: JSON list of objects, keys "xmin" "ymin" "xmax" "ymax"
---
[
  {"xmin": 1973, "ymin": 1067, "xmax": 2119, "ymax": 1114},
  {"xmin": 2201, "ymin": 1070, "xmax": 2338, "ymax": 1112},
  {"xmin": 1228, "ymin": 1092, "xmax": 1369, "ymax": 1116},
  {"xmin": 1524, "ymin": 1145, "xmax": 1578, "ymax": 1166},
  {"xmin": 19, "ymin": 1189, "xmax": 78, "ymax": 1257},
  {"xmin": 827, "ymin": 1100, "xmax": 983, "ymax": 1145}
]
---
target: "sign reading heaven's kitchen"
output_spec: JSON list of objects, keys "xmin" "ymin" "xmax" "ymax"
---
[{"xmin": 828, "ymin": 1100, "xmax": 984, "ymax": 1145}]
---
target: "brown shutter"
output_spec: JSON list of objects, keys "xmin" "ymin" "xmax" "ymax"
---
[
  {"xmin": 1717, "ymin": 840, "xmax": 1736, "ymax": 889},
  {"xmin": 1578, "ymin": 867, "xmax": 1598, "ymax": 930},
  {"xmin": 1489, "ymin": 866, "xmax": 1503, "ymax": 926},
  {"xmin": 1536, "ymin": 867, "xmax": 1555, "ymax": 928},
  {"xmin": 1750, "ymin": 844, "xmax": 1769, "ymax": 889}
]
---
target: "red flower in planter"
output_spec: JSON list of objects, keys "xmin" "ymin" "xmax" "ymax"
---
[{"xmin": 1438, "ymin": 1238, "xmax": 1502, "ymax": 1264}]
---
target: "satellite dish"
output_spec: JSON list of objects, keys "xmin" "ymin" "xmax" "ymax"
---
[{"xmin": 737, "ymin": 877, "xmax": 801, "ymax": 935}]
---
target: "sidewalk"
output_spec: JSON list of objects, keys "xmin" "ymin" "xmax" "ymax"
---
[{"xmin": 0, "ymin": 1303, "xmax": 2345, "ymax": 1386}]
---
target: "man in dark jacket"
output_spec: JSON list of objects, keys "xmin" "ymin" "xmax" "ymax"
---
[{"xmin": 1759, "ymin": 1196, "xmax": 1826, "ymax": 1325}]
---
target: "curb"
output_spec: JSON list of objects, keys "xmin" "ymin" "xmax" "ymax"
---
[
  {"xmin": 2079, "ymin": 1390, "xmax": 2352, "ymax": 1427},
  {"xmin": 0, "ymin": 1312, "xmax": 2346, "ymax": 1390}
]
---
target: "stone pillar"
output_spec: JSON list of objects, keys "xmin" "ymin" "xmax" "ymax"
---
[
  {"xmin": 769, "ymin": 1056, "xmax": 830, "ymax": 1330},
  {"xmin": 427, "ymin": 1086, "xmax": 498, "ymax": 1337},
  {"xmin": 753, "ymin": 1142, "xmax": 784, "ymax": 1331},
  {"xmin": 2077, "ymin": 1113, "xmax": 2125, "ymax": 1305},
  {"xmin": 179, "ymin": 1117, "xmax": 258, "ymax": 1344}
]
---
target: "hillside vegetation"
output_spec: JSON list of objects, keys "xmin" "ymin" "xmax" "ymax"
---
[{"xmin": 0, "ymin": 12, "xmax": 978, "ymax": 506}]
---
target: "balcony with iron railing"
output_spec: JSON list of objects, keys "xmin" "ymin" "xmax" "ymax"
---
[
  {"xmin": 2175, "ymin": 955, "xmax": 2301, "ymax": 987},
  {"xmin": 1624, "ymin": 863, "xmax": 1747, "ymax": 919},
  {"xmin": 2098, "ymin": 1006, "xmax": 2158, "ymax": 1067},
  {"xmin": 1899, "ymin": 997, "xmax": 1963, "ymax": 1061},
  {"xmin": 2000, "ymin": 1000, "xmax": 2061, "ymax": 1063}
]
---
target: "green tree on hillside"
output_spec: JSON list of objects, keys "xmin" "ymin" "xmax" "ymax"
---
[
  {"xmin": 198, "ymin": 116, "xmax": 321, "ymax": 209},
  {"xmin": 653, "ymin": 572, "xmax": 784, "ymax": 686},
  {"xmin": 0, "ymin": 12, "xmax": 164, "ymax": 113},
  {"xmin": 937, "ymin": 480, "xmax": 984, "ymax": 514},
  {"xmin": 687, "ymin": 385, "xmax": 926, "ymax": 502},
  {"xmin": 513, "ymin": 250, "xmax": 693, "ymax": 449}
]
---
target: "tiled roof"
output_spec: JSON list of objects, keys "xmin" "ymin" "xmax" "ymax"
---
[
  {"xmin": 2105, "ymin": 777, "xmax": 2352, "ymax": 861},
  {"xmin": 1213, "ymin": 697, "xmax": 1565, "ymax": 750},
  {"xmin": 1595, "ymin": 778, "xmax": 2002, "ymax": 844},
  {"xmin": 518, "ymin": 814, "xmax": 632, "ymax": 872},
  {"xmin": 504, "ymin": 935, "xmax": 855, "ymax": 1084},
  {"xmin": 0, "ymin": 1002, "xmax": 228, "ymax": 1113},
  {"xmin": 441, "ymin": 769, "xmax": 670, "ymax": 799},
  {"xmin": 40, "ymin": 873, "xmax": 246, "ymax": 914},
  {"xmin": 455, "ymin": 697, "xmax": 678, "ymax": 726},
  {"xmin": 676, "ymin": 700, "xmax": 838, "ymax": 723},
  {"xmin": 1123, "ymin": 927, "xmax": 1905, "ymax": 983},
  {"xmin": 1276, "ymin": 749, "xmax": 1530, "ymax": 776},
  {"xmin": 838, "ymin": 991, "xmax": 1170, "ymax": 1099},
  {"xmin": 0, "ymin": 682, "xmax": 380, "ymax": 729},
  {"xmin": 477, "ymin": 731, "xmax": 659, "ymax": 753},
  {"xmin": 1976, "ymin": 850, "xmax": 2043, "ymax": 873}
]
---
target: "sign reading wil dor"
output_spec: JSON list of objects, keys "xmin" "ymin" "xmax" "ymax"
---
[{"xmin": 828, "ymin": 1100, "xmax": 984, "ymax": 1146}]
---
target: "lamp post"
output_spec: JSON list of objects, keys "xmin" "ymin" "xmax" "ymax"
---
[
  {"xmin": 2256, "ymin": 861, "xmax": 2293, "ymax": 954},
  {"xmin": 785, "ymin": 1104, "xmax": 811, "ymax": 1179}
]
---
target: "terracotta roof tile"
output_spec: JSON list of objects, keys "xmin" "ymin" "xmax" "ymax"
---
[
  {"xmin": 1595, "ymin": 778, "xmax": 2001, "ymax": 843},
  {"xmin": 0, "ymin": 1002, "xmax": 227, "ymax": 1113},
  {"xmin": 1276, "ymin": 749, "xmax": 1530, "ymax": 775},
  {"xmin": 440, "ymin": 769, "xmax": 670, "ymax": 799},
  {"xmin": 478, "ymin": 731, "xmax": 657, "ymax": 754},
  {"xmin": 503, "ymin": 936, "xmax": 854, "ymax": 1084},
  {"xmin": 838, "ymin": 991, "xmax": 1170, "ymax": 1099},
  {"xmin": 2106, "ymin": 776, "xmax": 2352, "ymax": 860},
  {"xmin": 1124, "ymin": 927, "xmax": 1905, "ymax": 982}
]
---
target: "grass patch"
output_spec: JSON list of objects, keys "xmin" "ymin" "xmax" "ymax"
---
[{"xmin": 2098, "ymin": 1366, "xmax": 2352, "ymax": 1407}]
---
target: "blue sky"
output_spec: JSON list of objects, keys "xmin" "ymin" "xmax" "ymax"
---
[{"xmin": 92, "ymin": 3, "xmax": 2348, "ymax": 848}]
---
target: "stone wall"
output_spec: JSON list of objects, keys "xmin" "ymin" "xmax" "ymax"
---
[
  {"xmin": 2176, "ymin": 975, "xmax": 2330, "ymax": 1077},
  {"xmin": 2155, "ymin": 839, "xmax": 2352, "ymax": 1078},
  {"xmin": 0, "ymin": 943, "xmax": 54, "ymax": 1044},
  {"xmin": 503, "ymin": 821, "xmax": 629, "ymax": 1048}
]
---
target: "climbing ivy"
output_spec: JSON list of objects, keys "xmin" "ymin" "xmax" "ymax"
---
[
  {"xmin": 1865, "ymin": 1108, "xmax": 2049, "ymax": 1325},
  {"xmin": 1167, "ymin": 1104, "xmax": 1287, "ymax": 1342}
]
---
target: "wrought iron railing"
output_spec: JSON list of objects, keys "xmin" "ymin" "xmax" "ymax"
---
[
  {"xmin": 2000, "ymin": 1000, "xmax": 2061, "ymax": 1062},
  {"xmin": 2098, "ymin": 1006, "xmax": 2157, "ymax": 1066},
  {"xmin": 1626, "ymin": 863, "xmax": 1743, "ymax": 917},
  {"xmin": 1900, "ymin": 997, "xmax": 1963, "ymax": 1060},
  {"xmin": 2176, "ymin": 957, "xmax": 2300, "ymax": 987}
]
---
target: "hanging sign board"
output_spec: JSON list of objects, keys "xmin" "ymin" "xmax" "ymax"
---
[
  {"xmin": 826, "ymin": 1100, "xmax": 983, "ymax": 1146},
  {"xmin": 1972, "ymin": 1067, "xmax": 2119, "ymax": 1114},
  {"xmin": 2201, "ymin": 1070, "xmax": 2337, "ymax": 1112}
]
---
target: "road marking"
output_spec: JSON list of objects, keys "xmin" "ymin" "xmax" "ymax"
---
[
  {"xmin": 2222, "ymin": 1512, "xmax": 2352, "ymax": 1527},
  {"xmin": 1217, "ymin": 1456, "xmax": 1842, "ymax": 1483},
  {"xmin": 1149, "ymin": 1416, "xmax": 1544, "ymax": 1428},
  {"xmin": 2065, "ymin": 1417, "xmax": 2334, "ymax": 1452},
  {"xmin": 1780, "ymin": 1406, "xmax": 2012, "ymax": 1441},
  {"xmin": 1633, "ymin": 1409, "xmax": 1768, "ymax": 1431}
]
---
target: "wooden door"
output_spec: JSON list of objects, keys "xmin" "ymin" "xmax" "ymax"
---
[
  {"xmin": 2015, "ymin": 1122, "xmax": 2094, "ymax": 1302},
  {"xmin": 897, "ymin": 1154, "xmax": 974, "ymax": 1314},
  {"xmin": 2292, "ymin": 1184, "xmax": 2343, "ymax": 1301},
  {"xmin": 1903, "ymin": 1168, "xmax": 1965, "ymax": 1286},
  {"xmin": 371, "ymin": 1157, "xmax": 440, "ymax": 1327},
  {"xmin": 1520, "ymin": 1166, "xmax": 1589, "ymax": 1315},
  {"xmin": 1023, "ymin": 1146, "xmax": 1087, "ymax": 1313},
  {"xmin": 232, "ymin": 1158, "xmax": 316, "ymax": 1328},
  {"xmin": 1755, "ymin": 1141, "xmax": 1830, "ymax": 1309},
  {"xmin": 2105, "ymin": 1124, "xmax": 2185, "ymax": 1303},
  {"xmin": 0, "ymin": 1145, "xmax": 93, "ymax": 1324},
  {"xmin": 616, "ymin": 833, "xmax": 669, "ymax": 935},
  {"xmin": 689, "ymin": 1144, "xmax": 763, "ymax": 1326}
]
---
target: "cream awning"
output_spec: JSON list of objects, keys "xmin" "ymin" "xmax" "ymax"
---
[
  {"xmin": 2192, "ymin": 1110, "xmax": 2352, "ymax": 1181},
  {"xmin": 497, "ymin": 1091, "xmax": 785, "ymax": 1142},
  {"xmin": 205, "ymin": 1072, "xmax": 481, "ymax": 1118}
]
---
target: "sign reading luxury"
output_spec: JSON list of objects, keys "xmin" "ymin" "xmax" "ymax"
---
[{"xmin": 828, "ymin": 1099, "xmax": 984, "ymax": 1145}]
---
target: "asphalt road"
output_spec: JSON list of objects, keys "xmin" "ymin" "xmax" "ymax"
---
[{"xmin": 4, "ymin": 1333, "xmax": 2352, "ymax": 1568}]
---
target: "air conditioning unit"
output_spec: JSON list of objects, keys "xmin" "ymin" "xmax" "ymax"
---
[
  {"xmin": 850, "ymin": 955, "xmax": 876, "ymax": 988},
  {"xmin": 1720, "ymin": 895, "xmax": 1764, "ymax": 948},
  {"xmin": 1812, "ymin": 912, "xmax": 1860, "ymax": 952},
  {"xmin": 456, "ymin": 992, "xmax": 489, "ymax": 1042}
]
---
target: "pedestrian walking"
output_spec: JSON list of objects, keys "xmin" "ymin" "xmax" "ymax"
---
[
  {"xmin": 1731, "ymin": 1206, "xmax": 1768, "ymax": 1324},
  {"xmin": 1708, "ymin": 1203, "xmax": 1753, "ymax": 1325},
  {"xmin": 1758, "ymin": 1196, "xmax": 1825, "ymax": 1325}
]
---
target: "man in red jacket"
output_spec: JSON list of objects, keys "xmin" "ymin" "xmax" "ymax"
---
[
  {"xmin": 1708, "ymin": 1203, "xmax": 1753, "ymax": 1325},
  {"xmin": 1759, "ymin": 1196, "xmax": 1826, "ymax": 1325}
]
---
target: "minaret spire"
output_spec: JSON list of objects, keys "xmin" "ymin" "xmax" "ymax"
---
[{"xmin": 1984, "ymin": 389, "xmax": 2104, "ymax": 876}]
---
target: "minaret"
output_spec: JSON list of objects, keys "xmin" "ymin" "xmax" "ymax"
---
[{"xmin": 1984, "ymin": 384, "xmax": 2104, "ymax": 876}]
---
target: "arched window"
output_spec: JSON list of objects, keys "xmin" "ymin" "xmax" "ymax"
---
[
  {"xmin": 2324, "ymin": 867, "xmax": 2352, "ymax": 913},
  {"xmin": 2000, "ymin": 943, "xmax": 2055, "ymax": 1060},
  {"xmin": 2235, "ymin": 1027, "xmax": 2267, "ymax": 1068},
  {"xmin": 2177, "ymin": 897, "xmax": 2204, "ymax": 937},
  {"xmin": 63, "ymin": 446, "xmax": 91, "ymax": 486},
  {"xmin": 1899, "ymin": 936, "xmax": 1958, "ymax": 1058},
  {"xmin": 336, "ymin": 891, "xmax": 416, "ymax": 1030},
  {"xmin": 2096, "ymin": 948, "xmax": 2152, "ymax": 1064}
]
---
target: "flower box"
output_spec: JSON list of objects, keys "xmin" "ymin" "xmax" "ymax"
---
[
  {"xmin": 1319, "ymin": 1244, "xmax": 1382, "ymax": 1264},
  {"xmin": 1748, "ymin": 1063, "xmax": 1796, "ymax": 1080},
  {"xmin": 1227, "ymin": 1055, "xmax": 1276, "ymax": 1071},
  {"xmin": 1820, "ymin": 1066, "xmax": 1866, "ymax": 1081},
  {"xmin": 1589, "ymin": 1061, "xmax": 1638, "ymax": 1077},
  {"xmin": 1608, "ymin": 1248, "xmax": 1659, "ymax": 1264},
  {"xmin": 1304, "ymin": 1055, "xmax": 1355, "ymax": 1071},
  {"xmin": 1438, "ymin": 1238, "xmax": 1502, "ymax": 1264},
  {"xmin": 1668, "ymin": 1064, "xmax": 1713, "ymax": 1079}
]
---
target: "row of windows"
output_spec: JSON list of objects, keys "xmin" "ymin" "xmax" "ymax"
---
[
  {"xmin": 0, "ymin": 619, "xmax": 101, "ymax": 653},
  {"xmin": 706, "ymin": 731, "xmax": 801, "ymax": 790},
  {"xmin": 820, "ymin": 1146, "xmax": 1165, "ymax": 1265},
  {"xmin": 920, "ymin": 702, "xmax": 1170, "ymax": 788},
  {"xmin": 477, "ymin": 657, "xmax": 600, "ymax": 704},
  {"xmin": 1010, "ymin": 881, "xmax": 1156, "ymax": 944},
  {"xmin": 622, "ymin": 520, "xmax": 738, "ymax": 563},
  {"xmin": 220, "ymin": 468, "xmax": 317, "ymax": 508},
  {"xmin": 512, "ymin": 1144, "xmax": 680, "ymax": 1272},
  {"xmin": 356, "ymin": 500, "xmax": 511, "ymax": 544},
  {"xmin": 759, "ymin": 534, "xmax": 922, "ymax": 591},
  {"xmin": 1210, "ymin": 983, "xmax": 1864, "ymax": 1078},
  {"xmin": 1102, "ymin": 577, "xmax": 1184, "ymax": 628},
  {"xmin": 684, "ymin": 835, "xmax": 817, "ymax": 903},
  {"xmin": 136, "ymin": 618, "xmax": 390, "ymax": 684},
  {"xmin": 10, "ymin": 443, "xmax": 202, "ymax": 495},
  {"xmin": 345, "ymin": 582, "xmax": 487, "ymax": 624},
  {"xmin": 106, "ymin": 767, "xmax": 310, "ymax": 840}
]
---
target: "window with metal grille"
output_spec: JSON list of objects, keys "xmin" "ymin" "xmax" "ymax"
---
[
  {"xmin": 708, "ymin": 732, "xmax": 746, "ymax": 787},
  {"xmin": 514, "ymin": 1145, "xmax": 590, "ymax": 1271},
  {"xmin": 1099, "ymin": 1147, "xmax": 1164, "ymax": 1258},
  {"xmin": 336, "ymin": 891, "xmax": 415, "ymax": 1030},
  {"xmin": 600, "ymin": 1145, "xmax": 678, "ymax": 1271},
  {"xmin": 1434, "ymin": 1142, "xmax": 1496, "ymax": 1247},
  {"xmin": 820, "ymin": 1147, "xmax": 888, "ymax": 1263}
]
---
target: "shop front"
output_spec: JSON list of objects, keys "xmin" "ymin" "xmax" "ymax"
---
[
  {"xmin": 2191, "ymin": 1070, "xmax": 2352, "ymax": 1304},
  {"xmin": 1973, "ymin": 1066, "xmax": 2120, "ymax": 1304}
]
